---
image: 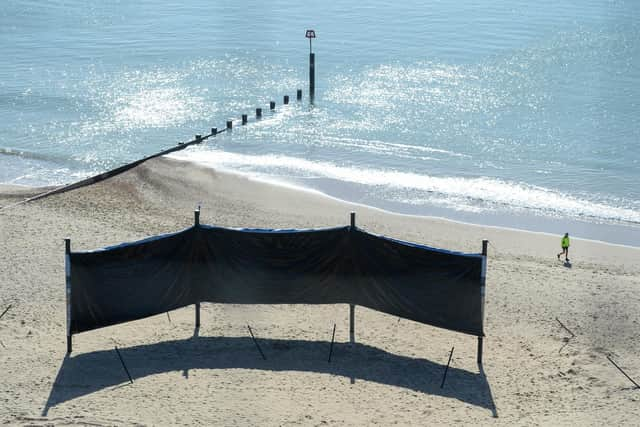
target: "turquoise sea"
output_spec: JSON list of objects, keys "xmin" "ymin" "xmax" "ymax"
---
[{"xmin": 1, "ymin": 0, "xmax": 639, "ymax": 245}]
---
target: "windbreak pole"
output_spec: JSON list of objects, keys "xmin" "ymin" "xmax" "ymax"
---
[
  {"xmin": 65, "ymin": 238, "xmax": 72, "ymax": 354},
  {"xmin": 478, "ymin": 239, "xmax": 488, "ymax": 364},
  {"xmin": 349, "ymin": 212, "xmax": 356, "ymax": 345},
  {"xmin": 195, "ymin": 208, "xmax": 201, "ymax": 329}
]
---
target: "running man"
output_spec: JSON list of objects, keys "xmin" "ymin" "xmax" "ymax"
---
[{"xmin": 557, "ymin": 232, "xmax": 570, "ymax": 262}]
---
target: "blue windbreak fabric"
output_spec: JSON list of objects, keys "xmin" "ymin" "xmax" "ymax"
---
[{"xmin": 69, "ymin": 225, "xmax": 484, "ymax": 336}]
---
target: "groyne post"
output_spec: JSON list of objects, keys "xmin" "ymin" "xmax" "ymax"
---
[
  {"xmin": 195, "ymin": 134, "xmax": 202, "ymax": 143},
  {"xmin": 284, "ymin": 95, "xmax": 289, "ymax": 105},
  {"xmin": 65, "ymin": 238, "xmax": 72, "ymax": 354},
  {"xmin": 309, "ymin": 53, "xmax": 315, "ymax": 99},
  {"xmin": 211, "ymin": 127, "xmax": 217, "ymax": 136},
  {"xmin": 478, "ymin": 239, "xmax": 488, "ymax": 364},
  {"xmin": 306, "ymin": 30, "xmax": 316, "ymax": 99},
  {"xmin": 226, "ymin": 120, "xmax": 233, "ymax": 130},
  {"xmin": 242, "ymin": 114, "xmax": 248, "ymax": 125},
  {"xmin": 349, "ymin": 212, "xmax": 356, "ymax": 345},
  {"xmin": 297, "ymin": 89, "xmax": 302, "ymax": 100},
  {"xmin": 256, "ymin": 108, "xmax": 262, "ymax": 118},
  {"xmin": 270, "ymin": 101, "xmax": 276, "ymax": 110}
]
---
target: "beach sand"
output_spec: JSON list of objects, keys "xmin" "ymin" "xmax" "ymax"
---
[{"xmin": 1, "ymin": 156, "xmax": 639, "ymax": 426}]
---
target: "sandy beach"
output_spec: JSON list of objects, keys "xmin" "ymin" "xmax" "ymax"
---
[{"xmin": 1, "ymin": 156, "xmax": 639, "ymax": 426}]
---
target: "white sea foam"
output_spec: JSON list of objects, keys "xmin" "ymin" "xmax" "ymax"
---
[{"xmin": 169, "ymin": 148, "xmax": 640, "ymax": 225}]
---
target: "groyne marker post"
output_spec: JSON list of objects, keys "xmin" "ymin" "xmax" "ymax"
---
[
  {"xmin": 284, "ymin": 95, "xmax": 289, "ymax": 105},
  {"xmin": 256, "ymin": 108, "xmax": 262, "ymax": 118},
  {"xmin": 194, "ymin": 208, "xmax": 201, "ymax": 329},
  {"xmin": 65, "ymin": 238, "xmax": 72, "ymax": 354},
  {"xmin": 306, "ymin": 30, "xmax": 316, "ymax": 99},
  {"xmin": 349, "ymin": 211, "xmax": 356, "ymax": 345},
  {"xmin": 242, "ymin": 114, "xmax": 248, "ymax": 125},
  {"xmin": 478, "ymin": 239, "xmax": 488, "ymax": 364},
  {"xmin": 297, "ymin": 89, "xmax": 302, "ymax": 100}
]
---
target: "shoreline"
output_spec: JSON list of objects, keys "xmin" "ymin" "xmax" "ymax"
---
[
  {"xmin": 217, "ymin": 172, "xmax": 640, "ymax": 248},
  {"xmin": 4, "ymin": 156, "xmax": 639, "ymax": 249}
]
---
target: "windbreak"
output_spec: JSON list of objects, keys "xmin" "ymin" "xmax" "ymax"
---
[{"xmin": 69, "ymin": 225, "xmax": 484, "ymax": 336}]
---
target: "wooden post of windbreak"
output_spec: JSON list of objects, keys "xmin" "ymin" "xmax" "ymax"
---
[
  {"xmin": 478, "ymin": 239, "xmax": 488, "ymax": 365},
  {"xmin": 65, "ymin": 238, "xmax": 72, "ymax": 354},
  {"xmin": 349, "ymin": 212, "xmax": 356, "ymax": 345},
  {"xmin": 194, "ymin": 208, "xmax": 201, "ymax": 329}
]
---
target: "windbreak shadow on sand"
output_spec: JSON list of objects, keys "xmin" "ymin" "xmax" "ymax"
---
[{"xmin": 43, "ymin": 335, "xmax": 497, "ymax": 417}]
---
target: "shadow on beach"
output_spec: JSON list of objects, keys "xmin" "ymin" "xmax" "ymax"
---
[{"xmin": 43, "ymin": 335, "xmax": 498, "ymax": 417}]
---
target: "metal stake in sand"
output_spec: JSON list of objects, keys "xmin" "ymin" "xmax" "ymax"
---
[
  {"xmin": 0, "ymin": 304, "xmax": 11, "ymax": 321},
  {"xmin": 477, "ymin": 239, "xmax": 488, "ymax": 365},
  {"xmin": 114, "ymin": 346, "xmax": 134, "ymax": 384},
  {"xmin": 441, "ymin": 346, "xmax": 455, "ymax": 388},
  {"xmin": 606, "ymin": 355, "xmax": 640, "ymax": 389},
  {"xmin": 328, "ymin": 323, "xmax": 336, "ymax": 363},
  {"xmin": 247, "ymin": 325, "xmax": 266, "ymax": 360},
  {"xmin": 349, "ymin": 212, "xmax": 356, "ymax": 345},
  {"xmin": 555, "ymin": 317, "xmax": 576, "ymax": 338}
]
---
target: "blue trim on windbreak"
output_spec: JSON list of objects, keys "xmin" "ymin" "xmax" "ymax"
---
[
  {"xmin": 358, "ymin": 228, "xmax": 483, "ymax": 258},
  {"xmin": 198, "ymin": 224, "xmax": 350, "ymax": 234}
]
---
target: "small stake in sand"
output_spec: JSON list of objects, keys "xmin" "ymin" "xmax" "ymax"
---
[
  {"xmin": 166, "ymin": 311, "xmax": 172, "ymax": 323},
  {"xmin": 114, "ymin": 346, "xmax": 134, "ymax": 384},
  {"xmin": 606, "ymin": 355, "xmax": 640, "ymax": 389},
  {"xmin": 0, "ymin": 304, "xmax": 11, "ymax": 321},
  {"xmin": 441, "ymin": 347, "xmax": 455, "ymax": 389},
  {"xmin": 555, "ymin": 317, "xmax": 575, "ymax": 338},
  {"xmin": 328, "ymin": 323, "xmax": 336, "ymax": 363},
  {"xmin": 247, "ymin": 325, "xmax": 266, "ymax": 360}
]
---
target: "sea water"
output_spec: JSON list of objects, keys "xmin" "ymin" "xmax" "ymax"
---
[{"xmin": 1, "ymin": 0, "xmax": 639, "ymax": 246}]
